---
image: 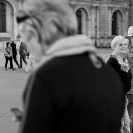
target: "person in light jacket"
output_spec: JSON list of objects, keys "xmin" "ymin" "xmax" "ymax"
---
[{"xmin": 4, "ymin": 42, "xmax": 15, "ymax": 71}]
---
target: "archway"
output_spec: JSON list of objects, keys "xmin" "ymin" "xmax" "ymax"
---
[
  {"xmin": 76, "ymin": 8, "xmax": 88, "ymax": 35},
  {"xmin": 112, "ymin": 10, "xmax": 123, "ymax": 35}
]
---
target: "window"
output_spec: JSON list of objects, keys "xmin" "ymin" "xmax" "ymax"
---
[
  {"xmin": 0, "ymin": 2, "xmax": 6, "ymax": 32},
  {"xmin": 112, "ymin": 12, "xmax": 117, "ymax": 35},
  {"xmin": 76, "ymin": 9, "xmax": 82, "ymax": 34}
]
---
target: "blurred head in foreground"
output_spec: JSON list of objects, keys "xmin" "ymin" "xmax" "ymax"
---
[{"xmin": 16, "ymin": 0, "xmax": 77, "ymax": 61}]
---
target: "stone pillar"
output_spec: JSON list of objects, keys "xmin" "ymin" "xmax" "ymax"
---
[
  {"xmin": 91, "ymin": 5, "xmax": 95, "ymax": 38},
  {"xmin": 17, "ymin": 0, "xmax": 22, "ymax": 9},
  {"xmin": 88, "ymin": 18, "xmax": 91, "ymax": 38},
  {"xmin": 14, "ymin": 1, "xmax": 22, "ymax": 40},
  {"xmin": 11, "ymin": 11, "xmax": 14, "ymax": 39},
  {"xmin": 86, "ymin": 17, "xmax": 89, "ymax": 36},
  {"xmin": 125, "ymin": 8, "xmax": 129, "ymax": 36},
  {"xmin": 6, "ymin": 3, "xmax": 13, "ymax": 37},
  {"xmin": 96, "ymin": 6, "xmax": 99, "ymax": 39},
  {"xmin": 128, "ymin": 2, "xmax": 133, "ymax": 27},
  {"xmin": 108, "ymin": 6, "xmax": 112, "ymax": 37},
  {"xmin": 99, "ymin": 3, "xmax": 108, "ymax": 37}
]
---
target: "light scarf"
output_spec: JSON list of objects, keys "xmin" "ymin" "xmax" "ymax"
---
[
  {"xmin": 34, "ymin": 35, "xmax": 101, "ymax": 69},
  {"xmin": 111, "ymin": 51, "xmax": 130, "ymax": 72}
]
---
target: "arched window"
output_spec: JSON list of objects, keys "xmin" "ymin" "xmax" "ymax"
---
[
  {"xmin": 112, "ymin": 12, "xmax": 117, "ymax": 35},
  {"xmin": 0, "ymin": 2, "xmax": 6, "ymax": 32},
  {"xmin": 76, "ymin": 9, "xmax": 82, "ymax": 34}
]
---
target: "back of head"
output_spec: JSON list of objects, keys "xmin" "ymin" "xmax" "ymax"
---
[{"xmin": 19, "ymin": 0, "xmax": 77, "ymax": 45}]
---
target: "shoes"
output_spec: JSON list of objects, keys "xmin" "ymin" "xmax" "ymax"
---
[
  {"xmin": 18, "ymin": 65, "xmax": 20, "ymax": 69},
  {"xmin": 5, "ymin": 68, "xmax": 7, "ymax": 70},
  {"xmin": 12, "ymin": 68, "xmax": 16, "ymax": 71},
  {"xmin": 8, "ymin": 67, "xmax": 12, "ymax": 69}
]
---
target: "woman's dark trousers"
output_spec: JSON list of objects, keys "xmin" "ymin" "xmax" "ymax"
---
[{"xmin": 5, "ymin": 56, "xmax": 13, "ymax": 69}]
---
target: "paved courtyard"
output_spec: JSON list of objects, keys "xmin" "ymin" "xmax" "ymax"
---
[{"xmin": 0, "ymin": 48, "xmax": 112, "ymax": 133}]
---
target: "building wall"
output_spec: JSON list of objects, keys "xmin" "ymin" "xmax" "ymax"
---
[{"xmin": 0, "ymin": 0, "xmax": 132, "ymax": 49}]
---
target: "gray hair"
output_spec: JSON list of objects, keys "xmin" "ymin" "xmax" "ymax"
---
[{"xmin": 21, "ymin": 0, "xmax": 77, "ymax": 45}]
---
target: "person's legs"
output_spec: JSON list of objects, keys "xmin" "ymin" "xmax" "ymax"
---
[
  {"xmin": 22, "ymin": 55, "xmax": 27, "ymax": 65},
  {"xmin": 25, "ymin": 58, "xmax": 30, "ymax": 72},
  {"xmin": 5, "ymin": 56, "xmax": 8, "ymax": 70},
  {"xmin": 30, "ymin": 58, "xmax": 35, "ymax": 71},
  {"xmin": 127, "ymin": 94, "xmax": 133, "ymax": 133},
  {"xmin": 13, "ymin": 55, "xmax": 20, "ymax": 68},
  {"xmin": 20, "ymin": 54, "xmax": 23, "ymax": 68},
  {"xmin": 9, "ymin": 57, "xmax": 13, "ymax": 69},
  {"xmin": 120, "ymin": 97, "xmax": 131, "ymax": 133}
]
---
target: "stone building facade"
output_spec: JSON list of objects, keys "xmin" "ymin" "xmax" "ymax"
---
[{"xmin": 0, "ymin": 0, "xmax": 133, "ymax": 48}]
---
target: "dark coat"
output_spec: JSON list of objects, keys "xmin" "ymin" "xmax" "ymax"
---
[
  {"xmin": 20, "ymin": 52, "xmax": 124, "ymax": 133},
  {"xmin": 10, "ymin": 42, "xmax": 17, "ymax": 56},
  {"xmin": 106, "ymin": 57, "xmax": 132, "ymax": 94},
  {"xmin": 19, "ymin": 42, "xmax": 28, "ymax": 56}
]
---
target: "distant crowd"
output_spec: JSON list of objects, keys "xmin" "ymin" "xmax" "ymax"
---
[{"xmin": 4, "ymin": 40, "xmax": 34, "ymax": 72}]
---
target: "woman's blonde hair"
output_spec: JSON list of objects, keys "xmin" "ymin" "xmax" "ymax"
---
[
  {"xmin": 18, "ymin": 0, "xmax": 77, "ymax": 45},
  {"xmin": 111, "ymin": 35, "xmax": 129, "ymax": 50}
]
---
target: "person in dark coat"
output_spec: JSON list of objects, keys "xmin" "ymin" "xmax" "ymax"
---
[
  {"xmin": 19, "ymin": 42, "xmax": 28, "ymax": 68},
  {"xmin": 15, "ymin": 1, "xmax": 125, "ymax": 133},
  {"xmin": 10, "ymin": 40, "xmax": 20, "ymax": 69},
  {"xmin": 106, "ymin": 35, "xmax": 132, "ymax": 133}
]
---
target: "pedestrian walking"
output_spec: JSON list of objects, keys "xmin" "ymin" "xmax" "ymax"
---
[
  {"xmin": 106, "ymin": 35, "xmax": 132, "ymax": 133},
  {"xmin": 10, "ymin": 40, "xmax": 20, "ymax": 69},
  {"xmin": 19, "ymin": 42, "xmax": 28, "ymax": 68},
  {"xmin": 14, "ymin": 1, "xmax": 125, "ymax": 133},
  {"xmin": 4, "ymin": 42, "xmax": 15, "ymax": 71}
]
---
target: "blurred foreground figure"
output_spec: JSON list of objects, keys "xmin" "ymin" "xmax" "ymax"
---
[
  {"xmin": 16, "ymin": 0, "xmax": 124, "ymax": 133},
  {"xmin": 106, "ymin": 35, "xmax": 132, "ymax": 133}
]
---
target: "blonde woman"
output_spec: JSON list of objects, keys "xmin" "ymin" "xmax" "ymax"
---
[
  {"xmin": 15, "ymin": 1, "xmax": 124, "ymax": 133},
  {"xmin": 106, "ymin": 35, "xmax": 132, "ymax": 133}
]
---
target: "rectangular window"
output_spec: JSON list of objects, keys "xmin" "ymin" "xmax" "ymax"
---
[{"xmin": 0, "ymin": 2, "xmax": 6, "ymax": 32}]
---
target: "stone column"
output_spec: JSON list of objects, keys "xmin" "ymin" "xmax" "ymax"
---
[
  {"xmin": 88, "ymin": 18, "xmax": 91, "ymax": 38},
  {"xmin": 108, "ymin": 6, "xmax": 112, "ymax": 37},
  {"xmin": 96, "ymin": 6, "xmax": 99, "ymax": 39},
  {"xmin": 17, "ymin": 0, "xmax": 22, "ymax": 9},
  {"xmin": 99, "ymin": 4, "xmax": 108, "ymax": 37},
  {"xmin": 90, "ymin": 5, "xmax": 95, "ymax": 38},
  {"xmin": 86, "ymin": 17, "xmax": 89, "ymax": 36},
  {"xmin": 124, "ymin": 8, "xmax": 129, "ymax": 36},
  {"xmin": 14, "ymin": 0, "xmax": 22, "ymax": 40}
]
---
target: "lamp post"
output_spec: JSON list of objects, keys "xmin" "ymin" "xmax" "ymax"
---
[{"xmin": 95, "ymin": 26, "xmax": 97, "ymax": 47}]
